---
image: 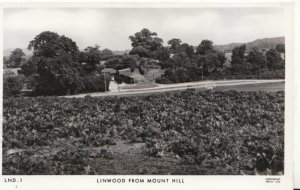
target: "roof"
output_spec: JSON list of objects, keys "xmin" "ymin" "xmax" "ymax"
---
[
  {"xmin": 118, "ymin": 68, "xmax": 147, "ymax": 81},
  {"xmin": 102, "ymin": 68, "xmax": 116, "ymax": 74},
  {"xmin": 118, "ymin": 68, "xmax": 132, "ymax": 76},
  {"xmin": 130, "ymin": 73, "xmax": 146, "ymax": 81}
]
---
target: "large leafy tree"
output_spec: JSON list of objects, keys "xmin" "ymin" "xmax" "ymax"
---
[
  {"xmin": 28, "ymin": 31, "xmax": 83, "ymax": 95},
  {"xmin": 195, "ymin": 40, "xmax": 226, "ymax": 77},
  {"xmin": 129, "ymin": 28, "xmax": 163, "ymax": 57},
  {"xmin": 34, "ymin": 54, "xmax": 83, "ymax": 95},
  {"xmin": 28, "ymin": 31, "xmax": 79, "ymax": 58}
]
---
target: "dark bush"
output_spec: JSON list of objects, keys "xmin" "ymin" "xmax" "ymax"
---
[
  {"xmin": 82, "ymin": 74, "xmax": 110, "ymax": 92},
  {"xmin": 3, "ymin": 75, "xmax": 24, "ymax": 97}
]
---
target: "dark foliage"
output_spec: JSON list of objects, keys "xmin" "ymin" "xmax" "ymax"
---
[
  {"xmin": 3, "ymin": 75, "xmax": 24, "ymax": 97},
  {"xmin": 3, "ymin": 90, "xmax": 284, "ymax": 175}
]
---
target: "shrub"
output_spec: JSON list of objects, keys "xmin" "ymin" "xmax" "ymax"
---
[
  {"xmin": 82, "ymin": 74, "xmax": 110, "ymax": 93},
  {"xmin": 3, "ymin": 75, "xmax": 24, "ymax": 97}
]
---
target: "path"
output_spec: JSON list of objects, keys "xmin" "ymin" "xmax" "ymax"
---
[{"xmin": 65, "ymin": 79, "xmax": 285, "ymax": 98}]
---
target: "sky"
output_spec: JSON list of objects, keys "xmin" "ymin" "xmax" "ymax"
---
[{"xmin": 3, "ymin": 7, "xmax": 285, "ymax": 51}]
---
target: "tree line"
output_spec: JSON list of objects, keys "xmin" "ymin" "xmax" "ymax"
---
[{"xmin": 3, "ymin": 28, "xmax": 285, "ymax": 97}]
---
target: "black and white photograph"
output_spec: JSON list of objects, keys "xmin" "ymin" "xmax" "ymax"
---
[{"xmin": 1, "ymin": 4, "xmax": 289, "ymax": 178}]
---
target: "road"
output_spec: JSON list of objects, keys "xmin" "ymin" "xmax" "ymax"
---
[{"xmin": 65, "ymin": 79, "xmax": 285, "ymax": 98}]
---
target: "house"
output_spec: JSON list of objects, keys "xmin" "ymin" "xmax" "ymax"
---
[{"xmin": 116, "ymin": 68, "xmax": 148, "ymax": 84}]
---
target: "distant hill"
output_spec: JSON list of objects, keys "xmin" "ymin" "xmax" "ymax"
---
[
  {"xmin": 112, "ymin": 49, "xmax": 131, "ymax": 55},
  {"xmin": 214, "ymin": 37, "xmax": 285, "ymax": 52},
  {"xmin": 4, "ymin": 37, "xmax": 284, "ymax": 59}
]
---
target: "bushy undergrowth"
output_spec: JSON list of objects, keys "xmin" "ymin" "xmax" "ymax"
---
[{"xmin": 3, "ymin": 90, "xmax": 284, "ymax": 175}]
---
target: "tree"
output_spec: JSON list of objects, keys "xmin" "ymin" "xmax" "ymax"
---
[
  {"xmin": 129, "ymin": 46, "xmax": 150, "ymax": 57},
  {"xmin": 129, "ymin": 28, "xmax": 163, "ymax": 56},
  {"xmin": 171, "ymin": 52, "xmax": 191, "ymax": 68},
  {"xmin": 6, "ymin": 48, "xmax": 26, "ymax": 68},
  {"xmin": 230, "ymin": 44, "xmax": 252, "ymax": 74},
  {"xmin": 196, "ymin": 53, "xmax": 221, "ymax": 77},
  {"xmin": 28, "ymin": 31, "xmax": 79, "ymax": 58},
  {"xmin": 80, "ymin": 45, "xmax": 102, "ymax": 73},
  {"xmin": 167, "ymin": 38, "xmax": 182, "ymax": 52},
  {"xmin": 231, "ymin": 44, "xmax": 246, "ymax": 65},
  {"xmin": 19, "ymin": 57, "xmax": 38, "ymax": 77},
  {"xmin": 178, "ymin": 43, "xmax": 195, "ymax": 58},
  {"xmin": 247, "ymin": 48, "xmax": 267, "ymax": 71},
  {"xmin": 150, "ymin": 46, "xmax": 170, "ymax": 61},
  {"xmin": 217, "ymin": 52, "xmax": 227, "ymax": 67},
  {"xmin": 266, "ymin": 49, "xmax": 283, "ymax": 70},
  {"xmin": 101, "ymin": 48, "xmax": 114, "ymax": 60},
  {"xmin": 196, "ymin": 40, "xmax": 214, "ymax": 55},
  {"xmin": 104, "ymin": 56, "xmax": 122, "ymax": 70},
  {"xmin": 34, "ymin": 54, "xmax": 83, "ymax": 95},
  {"xmin": 121, "ymin": 54, "xmax": 139, "ymax": 71},
  {"xmin": 28, "ymin": 31, "xmax": 84, "ymax": 95}
]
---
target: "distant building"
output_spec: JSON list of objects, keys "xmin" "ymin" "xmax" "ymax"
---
[
  {"xmin": 100, "ymin": 60, "xmax": 107, "ymax": 65},
  {"xmin": 116, "ymin": 68, "xmax": 148, "ymax": 84},
  {"xmin": 101, "ymin": 68, "xmax": 117, "ymax": 75},
  {"xmin": 3, "ymin": 68, "xmax": 21, "ymax": 76},
  {"xmin": 224, "ymin": 52, "xmax": 232, "ymax": 67}
]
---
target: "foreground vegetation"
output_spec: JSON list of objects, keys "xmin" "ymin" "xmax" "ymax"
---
[{"xmin": 3, "ymin": 90, "xmax": 284, "ymax": 175}]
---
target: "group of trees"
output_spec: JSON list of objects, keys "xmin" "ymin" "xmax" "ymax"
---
[
  {"xmin": 104, "ymin": 28, "xmax": 227, "ymax": 84},
  {"xmin": 4, "ymin": 28, "xmax": 286, "ymax": 96},
  {"xmin": 4, "ymin": 31, "xmax": 111, "ymax": 96},
  {"xmin": 157, "ymin": 39, "xmax": 227, "ymax": 83},
  {"xmin": 229, "ymin": 44, "xmax": 285, "ymax": 78}
]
